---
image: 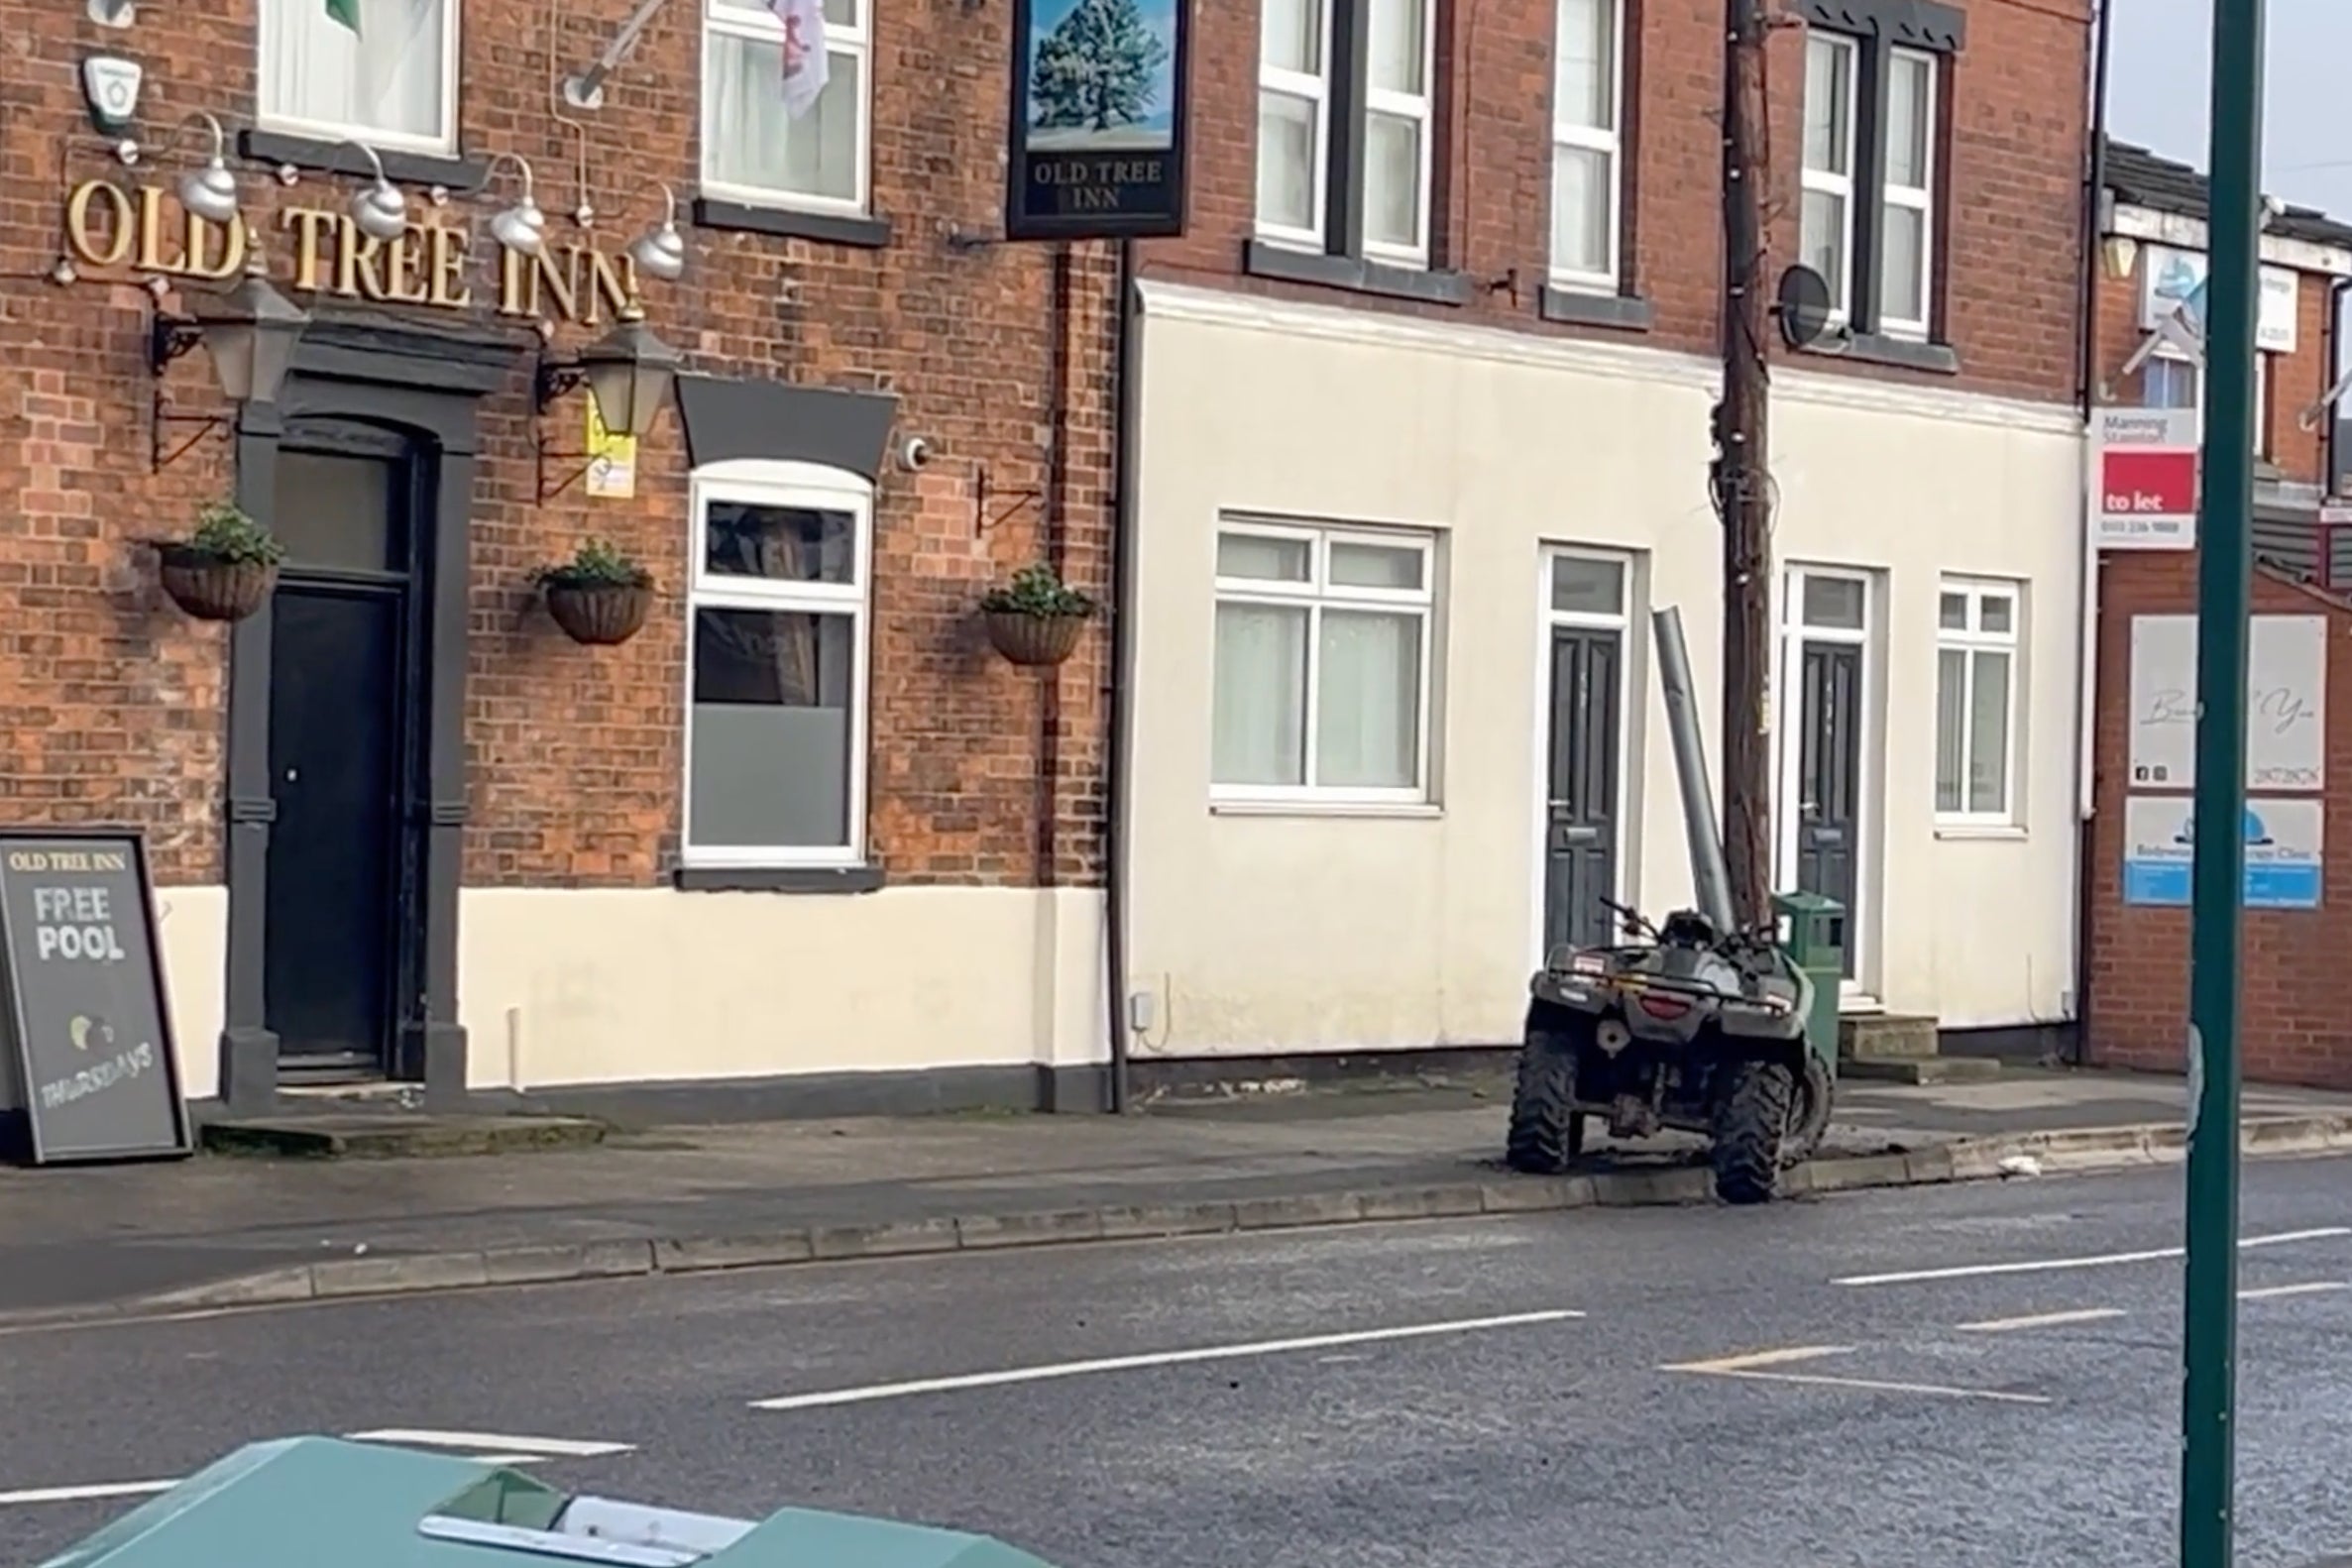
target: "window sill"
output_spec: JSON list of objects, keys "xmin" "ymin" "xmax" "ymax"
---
[
  {"xmin": 240, "ymin": 129, "xmax": 488, "ymax": 192},
  {"xmin": 1242, "ymin": 240, "xmax": 1472, "ymax": 307},
  {"xmin": 1209, "ymin": 799, "xmax": 1443, "ymax": 821},
  {"xmin": 1537, "ymin": 285, "xmax": 1655, "ymax": 333},
  {"xmin": 693, "ymin": 197, "xmax": 893, "ymax": 249},
  {"xmin": 1804, "ymin": 331, "xmax": 1961, "ymax": 377},
  {"xmin": 673, "ymin": 864, "xmax": 887, "ymax": 894},
  {"xmin": 1933, "ymin": 823, "xmax": 2027, "ymax": 841}
]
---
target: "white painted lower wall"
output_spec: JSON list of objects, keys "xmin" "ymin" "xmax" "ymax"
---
[
  {"xmin": 121, "ymin": 884, "xmax": 1106, "ymax": 1101},
  {"xmin": 1122, "ymin": 280, "xmax": 2084, "ymax": 1059},
  {"xmin": 455, "ymin": 886, "xmax": 1106, "ymax": 1091}
]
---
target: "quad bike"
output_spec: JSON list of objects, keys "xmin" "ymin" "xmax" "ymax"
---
[{"xmin": 1504, "ymin": 897, "xmax": 1835, "ymax": 1203}]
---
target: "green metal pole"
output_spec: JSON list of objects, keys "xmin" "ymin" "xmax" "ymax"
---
[{"xmin": 2182, "ymin": 2, "xmax": 2264, "ymax": 1566}]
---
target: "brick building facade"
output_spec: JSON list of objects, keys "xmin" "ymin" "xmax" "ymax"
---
[
  {"xmin": 0, "ymin": 0, "xmax": 1121, "ymax": 1117},
  {"xmin": 2083, "ymin": 143, "xmax": 2352, "ymax": 1086}
]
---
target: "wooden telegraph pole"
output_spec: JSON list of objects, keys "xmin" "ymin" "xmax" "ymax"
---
[{"xmin": 1713, "ymin": 0, "xmax": 1774, "ymax": 929}]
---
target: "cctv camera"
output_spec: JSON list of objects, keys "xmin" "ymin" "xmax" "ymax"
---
[
  {"xmin": 2262, "ymin": 193, "xmax": 2286, "ymax": 222},
  {"xmin": 899, "ymin": 436, "xmax": 934, "ymax": 472}
]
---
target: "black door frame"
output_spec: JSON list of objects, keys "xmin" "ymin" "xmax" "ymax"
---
[
  {"xmin": 266, "ymin": 419, "xmax": 426, "ymax": 1079},
  {"xmin": 216, "ymin": 316, "xmax": 520, "ymax": 1115}
]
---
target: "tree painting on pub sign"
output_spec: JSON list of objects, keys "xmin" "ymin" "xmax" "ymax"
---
[{"xmin": 1026, "ymin": 0, "xmax": 1176, "ymax": 152}]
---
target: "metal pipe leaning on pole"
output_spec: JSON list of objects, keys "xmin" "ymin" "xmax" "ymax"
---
[{"xmin": 40, "ymin": 1435, "xmax": 1066, "ymax": 1568}]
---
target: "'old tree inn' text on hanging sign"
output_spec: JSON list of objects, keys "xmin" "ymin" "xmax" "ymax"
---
[
  {"xmin": 0, "ymin": 832, "xmax": 190, "ymax": 1165},
  {"xmin": 61, "ymin": 177, "xmax": 645, "ymax": 323}
]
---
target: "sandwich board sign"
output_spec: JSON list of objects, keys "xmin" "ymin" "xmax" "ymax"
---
[{"xmin": 0, "ymin": 829, "xmax": 190, "ymax": 1163}]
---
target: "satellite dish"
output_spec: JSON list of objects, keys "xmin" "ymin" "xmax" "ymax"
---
[{"xmin": 1774, "ymin": 265, "xmax": 1834, "ymax": 349}]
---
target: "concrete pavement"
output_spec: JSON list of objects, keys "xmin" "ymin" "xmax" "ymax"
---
[
  {"xmin": 3, "ymin": 1066, "xmax": 2351, "ymax": 1324},
  {"xmin": 7, "ymin": 1156, "xmax": 2352, "ymax": 1568}
]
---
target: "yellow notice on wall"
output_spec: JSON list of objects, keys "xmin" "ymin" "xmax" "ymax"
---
[{"xmin": 585, "ymin": 397, "xmax": 637, "ymax": 501}]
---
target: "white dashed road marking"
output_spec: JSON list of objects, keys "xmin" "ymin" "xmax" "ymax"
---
[
  {"xmin": 751, "ymin": 1308, "xmax": 1585, "ymax": 1412},
  {"xmin": 1835, "ymin": 1226, "xmax": 2352, "ymax": 1287},
  {"xmin": 2239, "ymin": 1281, "xmax": 2351, "ymax": 1301},
  {"xmin": 0, "ymin": 1429, "xmax": 637, "ymax": 1511}
]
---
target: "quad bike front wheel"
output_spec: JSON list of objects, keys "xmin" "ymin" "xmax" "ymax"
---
[
  {"xmin": 1781, "ymin": 1055, "xmax": 1836, "ymax": 1168},
  {"xmin": 1506, "ymin": 1029, "xmax": 1585, "ymax": 1174},
  {"xmin": 1711, "ymin": 1060, "xmax": 1795, "ymax": 1204}
]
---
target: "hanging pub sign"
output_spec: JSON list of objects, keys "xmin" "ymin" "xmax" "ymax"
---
[
  {"xmin": 1003, "ymin": 0, "xmax": 1190, "ymax": 240},
  {"xmin": 0, "ymin": 830, "xmax": 190, "ymax": 1165}
]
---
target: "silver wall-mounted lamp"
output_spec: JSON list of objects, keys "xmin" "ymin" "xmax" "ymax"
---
[
  {"xmin": 120, "ymin": 110, "xmax": 243, "ymax": 228},
  {"xmin": 628, "ymin": 183, "xmax": 687, "ymax": 282},
  {"xmin": 274, "ymin": 139, "xmax": 408, "ymax": 240},
  {"xmin": 482, "ymin": 152, "xmax": 549, "ymax": 256}
]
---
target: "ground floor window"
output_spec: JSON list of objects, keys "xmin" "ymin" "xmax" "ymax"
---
[
  {"xmin": 684, "ymin": 460, "xmax": 872, "ymax": 866},
  {"xmin": 1209, "ymin": 518, "xmax": 1437, "ymax": 805},
  {"xmin": 1934, "ymin": 577, "xmax": 2020, "ymax": 824}
]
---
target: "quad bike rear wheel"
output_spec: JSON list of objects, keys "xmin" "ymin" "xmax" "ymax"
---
[
  {"xmin": 1506, "ymin": 1029, "xmax": 1585, "ymax": 1174},
  {"xmin": 1711, "ymin": 1059, "xmax": 1795, "ymax": 1204}
]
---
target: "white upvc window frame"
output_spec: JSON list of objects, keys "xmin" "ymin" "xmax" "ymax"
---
[
  {"xmin": 1547, "ymin": 0, "xmax": 1624, "ymax": 291},
  {"xmin": 1256, "ymin": 0, "xmax": 1335, "ymax": 249},
  {"xmin": 1210, "ymin": 518, "xmax": 1438, "ymax": 809},
  {"xmin": 1933, "ymin": 577, "xmax": 2021, "ymax": 828},
  {"xmin": 1360, "ymin": 0, "xmax": 1437, "ymax": 268},
  {"xmin": 681, "ymin": 458, "xmax": 875, "ymax": 871},
  {"xmin": 1877, "ymin": 46, "xmax": 1939, "ymax": 340},
  {"xmin": 255, "ymin": 0, "xmax": 462, "ymax": 156},
  {"xmin": 1799, "ymin": 31, "xmax": 1858, "ymax": 323},
  {"xmin": 2144, "ymin": 348, "xmax": 2271, "ymax": 457},
  {"xmin": 700, "ymin": 0, "xmax": 876, "ymax": 217}
]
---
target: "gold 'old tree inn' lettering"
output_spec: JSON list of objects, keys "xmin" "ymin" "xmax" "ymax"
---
[{"xmin": 61, "ymin": 178, "xmax": 641, "ymax": 322}]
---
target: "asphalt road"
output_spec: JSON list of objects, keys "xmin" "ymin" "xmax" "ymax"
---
[{"xmin": 8, "ymin": 1157, "xmax": 2352, "ymax": 1568}]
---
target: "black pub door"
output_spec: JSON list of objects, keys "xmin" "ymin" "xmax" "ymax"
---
[
  {"xmin": 1794, "ymin": 640, "xmax": 1863, "ymax": 979},
  {"xmin": 1542, "ymin": 625, "xmax": 1622, "ymax": 953},
  {"xmin": 262, "ymin": 426, "xmax": 424, "ymax": 1076}
]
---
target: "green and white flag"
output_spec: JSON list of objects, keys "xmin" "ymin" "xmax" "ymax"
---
[{"xmin": 325, "ymin": 0, "xmax": 359, "ymax": 32}]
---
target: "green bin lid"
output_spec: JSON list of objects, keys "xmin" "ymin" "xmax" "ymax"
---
[{"xmin": 40, "ymin": 1437, "xmax": 1062, "ymax": 1568}]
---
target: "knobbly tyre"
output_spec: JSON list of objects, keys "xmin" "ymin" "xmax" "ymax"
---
[{"xmin": 1503, "ymin": 896, "xmax": 1833, "ymax": 1203}]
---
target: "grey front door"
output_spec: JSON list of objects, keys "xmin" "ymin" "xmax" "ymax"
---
[
  {"xmin": 1543, "ymin": 625, "xmax": 1621, "ymax": 952},
  {"xmin": 1794, "ymin": 639, "xmax": 1862, "ymax": 978}
]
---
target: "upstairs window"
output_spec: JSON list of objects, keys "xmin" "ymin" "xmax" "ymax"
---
[
  {"xmin": 1256, "ymin": 0, "xmax": 1437, "ymax": 269},
  {"xmin": 259, "ymin": 0, "xmax": 457, "ymax": 152},
  {"xmin": 2142, "ymin": 352, "xmax": 2271, "ymax": 459},
  {"xmin": 1798, "ymin": 7, "xmax": 1956, "ymax": 343},
  {"xmin": 1549, "ymin": 0, "xmax": 1624, "ymax": 290},
  {"xmin": 703, "ymin": 0, "xmax": 874, "ymax": 213}
]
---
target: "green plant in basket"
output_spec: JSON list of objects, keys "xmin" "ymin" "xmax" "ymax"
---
[
  {"xmin": 531, "ymin": 538, "xmax": 654, "ymax": 591},
  {"xmin": 980, "ymin": 562, "xmax": 1096, "ymax": 618},
  {"xmin": 181, "ymin": 500, "xmax": 286, "ymax": 567}
]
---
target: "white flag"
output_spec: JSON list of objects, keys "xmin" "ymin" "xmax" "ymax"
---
[{"xmin": 769, "ymin": 0, "xmax": 830, "ymax": 120}]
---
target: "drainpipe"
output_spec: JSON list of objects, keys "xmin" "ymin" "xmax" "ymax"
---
[
  {"xmin": 2069, "ymin": 0, "xmax": 2114, "ymax": 1066},
  {"xmin": 1101, "ymin": 239, "xmax": 1140, "ymax": 1113}
]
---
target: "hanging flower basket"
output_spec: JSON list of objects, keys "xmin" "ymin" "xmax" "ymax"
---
[
  {"xmin": 155, "ymin": 501, "xmax": 284, "ymax": 622},
  {"xmin": 533, "ymin": 539, "xmax": 656, "ymax": 647},
  {"xmin": 984, "ymin": 609, "xmax": 1088, "ymax": 666},
  {"xmin": 979, "ymin": 562, "xmax": 1096, "ymax": 668}
]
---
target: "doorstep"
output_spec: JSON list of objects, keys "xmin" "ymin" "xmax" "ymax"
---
[{"xmin": 197, "ymin": 1109, "xmax": 609, "ymax": 1160}]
